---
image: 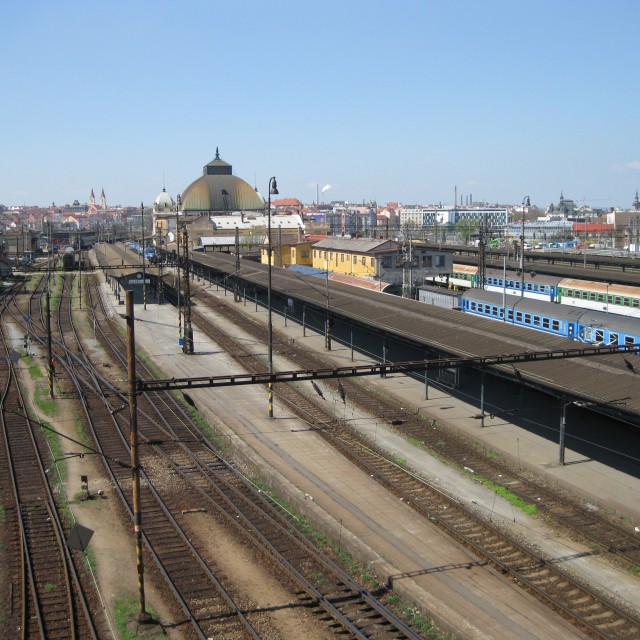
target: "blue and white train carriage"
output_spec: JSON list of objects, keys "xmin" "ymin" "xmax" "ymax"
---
[{"xmin": 461, "ymin": 289, "xmax": 640, "ymax": 349}]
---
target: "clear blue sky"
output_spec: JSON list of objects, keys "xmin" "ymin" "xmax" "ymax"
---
[{"xmin": 2, "ymin": 0, "xmax": 639, "ymax": 209}]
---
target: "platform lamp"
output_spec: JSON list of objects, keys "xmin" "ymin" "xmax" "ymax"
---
[
  {"xmin": 267, "ymin": 176, "xmax": 278, "ymax": 418},
  {"xmin": 520, "ymin": 196, "xmax": 530, "ymax": 297},
  {"xmin": 176, "ymin": 194, "xmax": 182, "ymax": 344}
]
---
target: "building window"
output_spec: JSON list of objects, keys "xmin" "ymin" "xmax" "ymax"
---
[{"xmin": 341, "ymin": 254, "xmax": 344, "ymax": 262}]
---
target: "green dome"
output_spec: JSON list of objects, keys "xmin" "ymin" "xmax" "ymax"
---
[{"xmin": 181, "ymin": 149, "xmax": 265, "ymax": 212}]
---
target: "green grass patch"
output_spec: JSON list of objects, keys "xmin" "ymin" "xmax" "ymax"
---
[
  {"xmin": 114, "ymin": 594, "xmax": 161, "ymax": 640},
  {"xmin": 400, "ymin": 602, "xmax": 450, "ymax": 639},
  {"xmin": 44, "ymin": 583, "xmax": 57, "ymax": 592},
  {"xmin": 29, "ymin": 362, "xmax": 43, "ymax": 378},
  {"xmin": 39, "ymin": 419, "xmax": 67, "ymax": 485},
  {"xmin": 74, "ymin": 414, "xmax": 92, "ymax": 449},
  {"xmin": 407, "ymin": 437, "xmax": 423, "ymax": 448},
  {"xmin": 393, "ymin": 456, "xmax": 407, "ymax": 467},
  {"xmin": 84, "ymin": 545, "xmax": 97, "ymax": 574},
  {"xmin": 467, "ymin": 473, "xmax": 538, "ymax": 516},
  {"xmin": 629, "ymin": 564, "xmax": 640, "ymax": 575},
  {"xmin": 34, "ymin": 385, "xmax": 57, "ymax": 417}
]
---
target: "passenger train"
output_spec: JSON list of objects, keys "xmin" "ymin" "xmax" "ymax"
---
[
  {"xmin": 427, "ymin": 264, "xmax": 640, "ymax": 318},
  {"xmin": 460, "ymin": 289, "xmax": 640, "ymax": 349}
]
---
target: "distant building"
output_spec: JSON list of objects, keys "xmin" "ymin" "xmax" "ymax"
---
[
  {"xmin": 397, "ymin": 205, "xmax": 509, "ymax": 231},
  {"xmin": 310, "ymin": 237, "xmax": 452, "ymax": 289},
  {"xmin": 261, "ymin": 235, "xmax": 313, "ymax": 267}
]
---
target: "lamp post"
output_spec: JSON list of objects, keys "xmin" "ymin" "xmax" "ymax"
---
[
  {"xmin": 141, "ymin": 202, "xmax": 147, "ymax": 310},
  {"xmin": 267, "ymin": 176, "xmax": 279, "ymax": 418},
  {"xmin": 176, "ymin": 195, "xmax": 182, "ymax": 344},
  {"xmin": 520, "ymin": 196, "xmax": 529, "ymax": 297}
]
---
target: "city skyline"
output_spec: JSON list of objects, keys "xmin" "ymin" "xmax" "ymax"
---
[{"xmin": 2, "ymin": 1, "xmax": 639, "ymax": 209}]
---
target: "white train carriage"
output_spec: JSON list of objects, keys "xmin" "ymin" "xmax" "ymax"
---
[{"xmin": 556, "ymin": 278, "xmax": 640, "ymax": 318}]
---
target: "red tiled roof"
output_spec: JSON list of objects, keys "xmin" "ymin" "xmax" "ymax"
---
[{"xmin": 273, "ymin": 198, "xmax": 303, "ymax": 207}]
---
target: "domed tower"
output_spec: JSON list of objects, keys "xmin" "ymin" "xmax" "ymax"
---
[
  {"xmin": 180, "ymin": 148, "xmax": 265, "ymax": 213},
  {"xmin": 153, "ymin": 187, "xmax": 175, "ymax": 213},
  {"xmin": 152, "ymin": 187, "xmax": 177, "ymax": 248}
]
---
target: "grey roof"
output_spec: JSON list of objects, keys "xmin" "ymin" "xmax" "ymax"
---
[{"xmin": 313, "ymin": 238, "xmax": 400, "ymax": 253}]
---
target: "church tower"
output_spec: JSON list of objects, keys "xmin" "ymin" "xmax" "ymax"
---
[
  {"xmin": 90, "ymin": 188, "xmax": 96, "ymax": 208},
  {"xmin": 100, "ymin": 188, "xmax": 106, "ymax": 210}
]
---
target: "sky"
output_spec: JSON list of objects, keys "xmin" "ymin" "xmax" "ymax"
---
[{"xmin": 2, "ymin": 0, "xmax": 640, "ymax": 210}]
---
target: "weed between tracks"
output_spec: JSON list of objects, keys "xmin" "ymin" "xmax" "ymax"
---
[
  {"xmin": 114, "ymin": 594, "xmax": 161, "ymax": 640},
  {"xmin": 465, "ymin": 471, "xmax": 538, "ymax": 516}
]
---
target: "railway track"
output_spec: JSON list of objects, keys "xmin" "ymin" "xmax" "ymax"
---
[
  {"xmin": 85, "ymin": 261, "xmax": 424, "ymax": 638},
  {"xmin": 53, "ymin": 273, "xmax": 268, "ymax": 640},
  {"xmin": 176, "ymin": 272, "xmax": 640, "ymax": 640},
  {"xmin": 184, "ymin": 270, "xmax": 640, "ymax": 571},
  {"xmin": 0, "ymin": 278, "xmax": 98, "ymax": 640}
]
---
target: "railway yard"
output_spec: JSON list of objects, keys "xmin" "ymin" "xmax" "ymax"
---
[{"xmin": 1, "ymin": 243, "xmax": 640, "ymax": 639}]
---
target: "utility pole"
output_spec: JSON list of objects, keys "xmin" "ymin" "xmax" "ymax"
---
[
  {"xmin": 181, "ymin": 226, "xmax": 193, "ymax": 354},
  {"xmin": 125, "ymin": 291, "xmax": 150, "ymax": 623},
  {"xmin": 521, "ymin": 196, "xmax": 529, "ymax": 296},
  {"xmin": 141, "ymin": 202, "xmax": 147, "ymax": 310},
  {"xmin": 176, "ymin": 195, "xmax": 182, "ymax": 344},
  {"xmin": 46, "ymin": 282, "xmax": 53, "ymax": 398},
  {"xmin": 478, "ymin": 213, "xmax": 487, "ymax": 290},
  {"xmin": 157, "ymin": 225, "xmax": 164, "ymax": 305},
  {"xmin": 234, "ymin": 226, "xmax": 240, "ymax": 302}
]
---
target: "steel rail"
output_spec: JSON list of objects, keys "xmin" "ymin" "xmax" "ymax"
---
[
  {"xmin": 56, "ymin": 274, "xmax": 262, "ymax": 640},
  {"xmin": 84, "ymin": 269, "xmax": 423, "ymax": 639}
]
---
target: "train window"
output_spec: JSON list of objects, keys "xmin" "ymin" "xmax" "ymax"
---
[
  {"xmin": 516, "ymin": 312, "xmax": 523, "ymax": 322},
  {"xmin": 610, "ymin": 333, "xmax": 619, "ymax": 346},
  {"xmin": 552, "ymin": 320, "xmax": 560, "ymax": 331},
  {"xmin": 596, "ymin": 293, "xmax": 604, "ymax": 302},
  {"xmin": 622, "ymin": 297, "xmax": 630, "ymax": 307},
  {"xmin": 543, "ymin": 318, "xmax": 550, "ymax": 328},
  {"xmin": 499, "ymin": 308, "xmax": 504, "ymax": 319},
  {"xmin": 524, "ymin": 313, "xmax": 532, "ymax": 324},
  {"xmin": 594, "ymin": 329, "xmax": 604, "ymax": 342},
  {"xmin": 624, "ymin": 336, "xmax": 635, "ymax": 346},
  {"xmin": 507, "ymin": 310, "xmax": 514, "ymax": 321},
  {"xmin": 633, "ymin": 299, "xmax": 640, "ymax": 308},
  {"xmin": 533, "ymin": 316, "xmax": 541, "ymax": 326},
  {"xmin": 614, "ymin": 296, "xmax": 622, "ymax": 305}
]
